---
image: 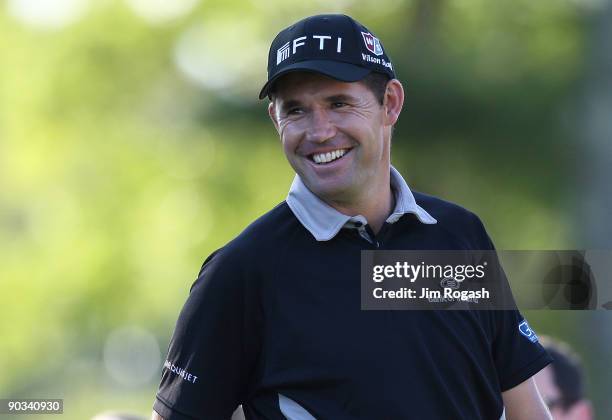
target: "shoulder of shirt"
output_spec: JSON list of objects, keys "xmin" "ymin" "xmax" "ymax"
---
[
  {"xmin": 231, "ymin": 200, "xmax": 299, "ymax": 247},
  {"xmin": 412, "ymin": 190, "xmax": 481, "ymax": 223},
  {"xmin": 196, "ymin": 201, "xmax": 300, "ymax": 276},
  {"xmin": 411, "ymin": 190, "xmax": 493, "ymax": 248}
]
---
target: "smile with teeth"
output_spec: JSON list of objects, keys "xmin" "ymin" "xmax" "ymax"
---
[{"xmin": 311, "ymin": 149, "xmax": 349, "ymax": 164}]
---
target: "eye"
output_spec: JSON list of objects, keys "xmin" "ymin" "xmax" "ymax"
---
[
  {"xmin": 331, "ymin": 102, "xmax": 347, "ymax": 109},
  {"xmin": 286, "ymin": 107, "xmax": 303, "ymax": 115}
]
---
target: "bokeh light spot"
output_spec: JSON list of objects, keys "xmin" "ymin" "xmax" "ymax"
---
[
  {"xmin": 7, "ymin": 0, "xmax": 89, "ymax": 30},
  {"xmin": 124, "ymin": 0, "xmax": 200, "ymax": 24}
]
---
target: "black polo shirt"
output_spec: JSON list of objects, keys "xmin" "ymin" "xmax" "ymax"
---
[{"xmin": 154, "ymin": 171, "xmax": 551, "ymax": 420}]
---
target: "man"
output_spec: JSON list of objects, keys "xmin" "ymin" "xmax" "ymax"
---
[
  {"xmin": 152, "ymin": 14, "xmax": 553, "ymax": 419},
  {"xmin": 534, "ymin": 337, "xmax": 593, "ymax": 420}
]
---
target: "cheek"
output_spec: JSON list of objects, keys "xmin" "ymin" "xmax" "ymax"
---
[
  {"xmin": 279, "ymin": 123, "xmax": 302, "ymax": 151},
  {"xmin": 281, "ymin": 139, "xmax": 293, "ymax": 157},
  {"xmin": 340, "ymin": 122, "xmax": 378, "ymax": 151},
  {"xmin": 337, "ymin": 112, "xmax": 378, "ymax": 133}
]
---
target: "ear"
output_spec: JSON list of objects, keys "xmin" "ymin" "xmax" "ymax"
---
[
  {"xmin": 382, "ymin": 79, "xmax": 404, "ymax": 127},
  {"xmin": 268, "ymin": 101, "xmax": 281, "ymax": 135},
  {"xmin": 567, "ymin": 400, "xmax": 593, "ymax": 420}
]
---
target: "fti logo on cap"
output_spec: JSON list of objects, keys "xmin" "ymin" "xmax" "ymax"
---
[
  {"xmin": 276, "ymin": 35, "xmax": 344, "ymax": 65},
  {"xmin": 361, "ymin": 32, "xmax": 383, "ymax": 56},
  {"xmin": 277, "ymin": 42, "xmax": 291, "ymax": 65}
]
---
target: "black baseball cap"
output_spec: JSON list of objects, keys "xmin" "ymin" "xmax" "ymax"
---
[{"xmin": 259, "ymin": 14, "xmax": 396, "ymax": 100}]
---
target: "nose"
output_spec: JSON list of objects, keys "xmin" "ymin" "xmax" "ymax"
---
[{"xmin": 305, "ymin": 107, "xmax": 336, "ymax": 143}]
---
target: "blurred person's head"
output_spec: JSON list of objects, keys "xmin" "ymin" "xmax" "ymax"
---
[{"xmin": 534, "ymin": 337, "xmax": 593, "ymax": 420}]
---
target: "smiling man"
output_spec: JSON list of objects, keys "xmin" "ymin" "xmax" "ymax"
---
[
  {"xmin": 269, "ymin": 71, "xmax": 400, "ymax": 234},
  {"xmin": 152, "ymin": 14, "xmax": 553, "ymax": 420}
]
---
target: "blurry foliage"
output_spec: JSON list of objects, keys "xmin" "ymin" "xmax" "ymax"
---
[{"xmin": 0, "ymin": 0, "xmax": 608, "ymax": 417}]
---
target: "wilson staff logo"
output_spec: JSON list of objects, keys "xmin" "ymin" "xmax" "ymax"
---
[{"xmin": 361, "ymin": 32, "xmax": 384, "ymax": 56}]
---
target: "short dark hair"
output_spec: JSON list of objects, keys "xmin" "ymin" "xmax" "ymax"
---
[
  {"xmin": 268, "ymin": 71, "xmax": 390, "ymax": 105},
  {"xmin": 540, "ymin": 336, "xmax": 587, "ymax": 411},
  {"xmin": 359, "ymin": 72, "xmax": 390, "ymax": 105}
]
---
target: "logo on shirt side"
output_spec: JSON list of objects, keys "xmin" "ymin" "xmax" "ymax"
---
[
  {"xmin": 164, "ymin": 359, "xmax": 198, "ymax": 384},
  {"xmin": 518, "ymin": 320, "xmax": 539, "ymax": 343}
]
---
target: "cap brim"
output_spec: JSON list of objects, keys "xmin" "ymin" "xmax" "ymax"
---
[{"xmin": 258, "ymin": 60, "xmax": 371, "ymax": 100}]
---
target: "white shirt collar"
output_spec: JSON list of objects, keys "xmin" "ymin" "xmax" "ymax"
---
[{"xmin": 286, "ymin": 165, "xmax": 437, "ymax": 241}]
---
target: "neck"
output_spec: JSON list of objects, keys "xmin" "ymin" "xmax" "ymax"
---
[{"xmin": 325, "ymin": 173, "xmax": 395, "ymax": 235}]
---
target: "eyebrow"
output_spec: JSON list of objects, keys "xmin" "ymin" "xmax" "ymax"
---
[
  {"xmin": 325, "ymin": 94, "xmax": 356, "ymax": 103},
  {"xmin": 279, "ymin": 94, "xmax": 357, "ymax": 111},
  {"xmin": 279, "ymin": 99, "xmax": 302, "ymax": 111}
]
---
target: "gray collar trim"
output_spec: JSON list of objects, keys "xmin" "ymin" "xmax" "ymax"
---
[{"xmin": 286, "ymin": 166, "xmax": 437, "ymax": 241}]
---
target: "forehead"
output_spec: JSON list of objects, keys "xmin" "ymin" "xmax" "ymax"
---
[{"xmin": 272, "ymin": 72, "xmax": 370, "ymax": 101}]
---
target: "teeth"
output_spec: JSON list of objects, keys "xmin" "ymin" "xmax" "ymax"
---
[{"xmin": 312, "ymin": 149, "xmax": 347, "ymax": 164}]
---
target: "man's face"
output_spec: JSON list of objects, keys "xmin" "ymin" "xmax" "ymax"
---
[
  {"xmin": 268, "ymin": 72, "xmax": 394, "ymax": 205},
  {"xmin": 534, "ymin": 367, "xmax": 592, "ymax": 420}
]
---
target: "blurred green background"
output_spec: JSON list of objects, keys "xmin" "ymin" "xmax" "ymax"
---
[{"xmin": 1, "ymin": 0, "xmax": 610, "ymax": 418}]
